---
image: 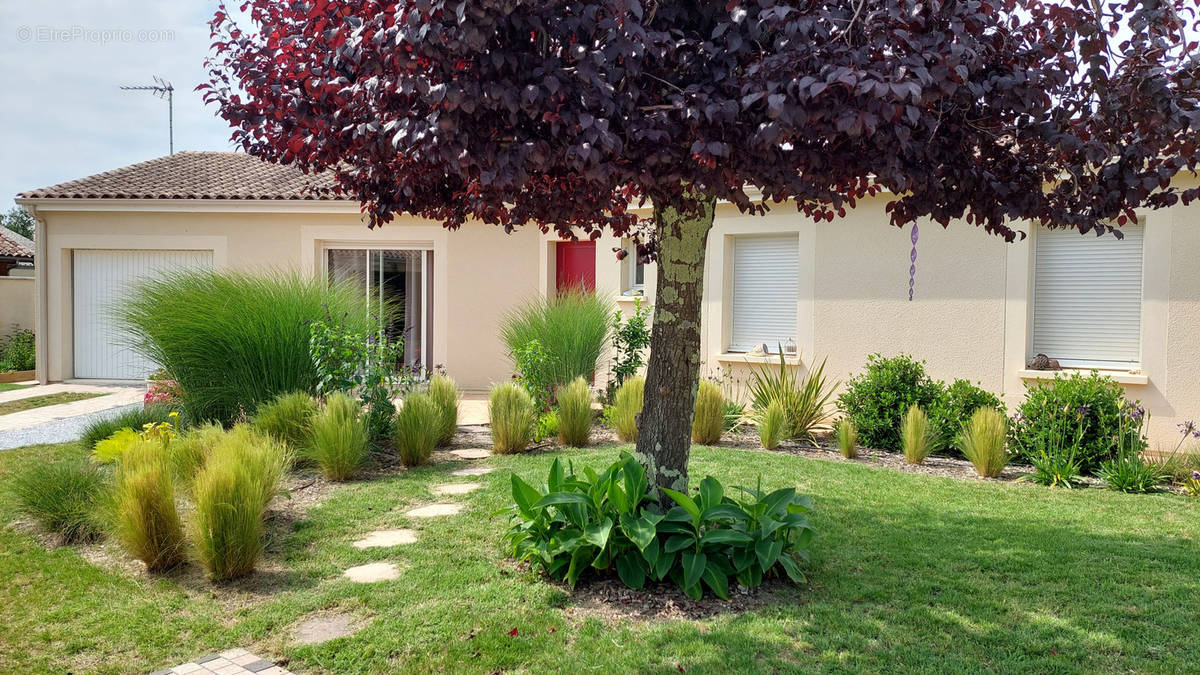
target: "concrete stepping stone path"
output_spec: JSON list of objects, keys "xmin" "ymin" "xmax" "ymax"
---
[
  {"xmin": 293, "ymin": 614, "xmax": 364, "ymax": 646},
  {"xmin": 353, "ymin": 529, "xmax": 418, "ymax": 549},
  {"xmin": 450, "ymin": 466, "xmax": 494, "ymax": 477},
  {"xmin": 432, "ymin": 482, "xmax": 481, "ymax": 496},
  {"xmin": 449, "ymin": 448, "xmax": 491, "ymax": 460},
  {"xmin": 406, "ymin": 503, "xmax": 463, "ymax": 518},
  {"xmin": 343, "ymin": 562, "xmax": 400, "ymax": 583}
]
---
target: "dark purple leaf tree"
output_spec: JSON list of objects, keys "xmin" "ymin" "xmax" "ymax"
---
[{"xmin": 204, "ymin": 0, "xmax": 1200, "ymax": 493}]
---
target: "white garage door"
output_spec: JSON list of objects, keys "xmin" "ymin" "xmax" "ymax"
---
[{"xmin": 73, "ymin": 249, "xmax": 213, "ymax": 379}]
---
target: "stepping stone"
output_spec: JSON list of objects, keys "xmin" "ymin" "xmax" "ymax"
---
[
  {"xmin": 343, "ymin": 562, "xmax": 400, "ymax": 583},
  {"xmin": 353, "ymin": 529, "xmax": 418, "ymax": 549},
  {"xmin": 406, "ymin": 503, "xmax": 463, "ymax": 518},
  {"xmin": 451, "ymin": 466, "xmax": 494, "ymax": 477},
  {"xmin": 293, "ymin": 614, "xmax": 363, "ymax": 646},
  {"xmin": 432, "ymin": 482, "xmax": 481, "ymax": 496},
  {"xmin": 450, "ymin": 448, "xmax": 491, "ymax": 460}
]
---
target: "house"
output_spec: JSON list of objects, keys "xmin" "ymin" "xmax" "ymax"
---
[
  {"xmin": 0, "ymin": 225, "xmax": 35, "ymax": 334},
  {"xmin": 17, "ymin": 152, "xmax": 1200, "ymax": 446}
]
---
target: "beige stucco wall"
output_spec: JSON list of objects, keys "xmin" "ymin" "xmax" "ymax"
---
[
  {"xmin": 27, "ymin": 205, "xmax": 540, "ymax": 392},
  {"xmin": 0, "ymin": 276, "xmax": 34, "ymax": 334}
]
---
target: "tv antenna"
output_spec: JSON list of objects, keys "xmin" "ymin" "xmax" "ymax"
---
[{"xmin": 120, "ymin": 76, "xmax": 174, "ymax": 154}]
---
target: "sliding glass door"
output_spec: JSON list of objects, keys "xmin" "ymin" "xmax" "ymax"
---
[{"xmin": 327, "ymin": 248, "xmax": 433, "ymax": 373}]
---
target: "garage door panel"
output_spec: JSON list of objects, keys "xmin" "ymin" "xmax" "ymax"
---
[{"xmin": 73, "ymin": 249, "xmax": 212, "ymax": 379}]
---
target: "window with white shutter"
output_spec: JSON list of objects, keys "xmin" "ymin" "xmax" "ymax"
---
[
  {"xmin": 1031, "ymin": 223, "xmax": 1144, "ymax": 368},
  {"xmin": 729, "ymin": 234, "xmax": 799, "ymax": 353}
]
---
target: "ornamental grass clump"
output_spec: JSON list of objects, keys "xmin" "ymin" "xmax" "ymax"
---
[
  {"xmin": 392, "ymin": 392, "xmax": 441, "ymax": 467},
  {"xmin": 190, "ymin": 427, "xmax": 288, "ymax": 581},
  {"xmin": 10, "ymin": 457, "xmax": 107, "ymax": 543},
  {"xmin": 490, "ymin": 382, "xmax": 536, "ymax": 454},
  {"xmin": 499, "ymin": 289, "xmax": 613, "ymax": 390},
  {"xmin": 169, "ymin": 422, "xmax": 226, "ymax": 484},
  {"xmin": 429, "ymin": 374, "xmax": 460, "ymax": 446},
  {"xmin": 692, "ymin": 380, "xmax": 726, "ymax": 446},
  {"xmin": 110, "ymin": 441, "xmax": 187, "ymax": 572},
  {"xmin": 959, "ymin": 407, "xmax": 1010, "ymax": 478},
  {"xmin": 556, "ymin": 376, "xmax": 594, "ymax": 447},
  {"xmin": 900, "ymin": 404, "xmax": 939, "ymax": 465},
  {"xmin": 611, "ymin": 376, "xmax": 644, "ymax": 442},
  {"xmin": 757, "ymin": 399, "xmax": 786, "ymax": 450},
  {"xmin": 252, "ymin": 391, "xmax": 319, "ymax": 451},
  {"xmin": 835, "ymin": 418, "xmax": 858, "ymax": 459},
  {"xmin": 120, "ymin": 270, "xmax": 368, "ymax": 425},
  {"xmin": 307, "ymin": 392, "xmax": 369, "ymax": 480}
]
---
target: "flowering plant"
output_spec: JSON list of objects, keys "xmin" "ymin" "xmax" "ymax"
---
[
  {"xmin": 144, "ymin": 370, "xmax": 183, "ymax": 408},
  {"xmin": 1184, "ymin": 471, "xmax": 1200, "ymax": 498}
]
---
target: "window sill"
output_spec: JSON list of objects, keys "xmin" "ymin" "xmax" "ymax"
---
[
  {"xmin": 716, "ymin": 353, "xmax": 801, "ymax": 366},
  {"xmin": 1017, "ymin": 369, "xmax": 1149, "ymax": 386}
]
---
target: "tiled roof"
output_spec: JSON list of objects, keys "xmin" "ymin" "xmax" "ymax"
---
[
  {"xmin": 0, "ymin": 226, "xmax": 33, "ymax": 259},
  {"xmin": 18, "ymin": 151, "xmax": 347, "ymax": 201}
]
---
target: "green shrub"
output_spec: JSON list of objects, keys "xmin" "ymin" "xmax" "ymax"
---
[
  {"xmin": 536, "ymin": 410, "xmax": 560, "ymax": 441},
  {"xmin": 900, "ymin": 405, "xmax": 938, "ymax": 465},
  {"xmin": 556, "ymin": 377, "xmax": 594, "ymax": 447},
  {"xmin": 10, "ymin": 457, "xmax": 107, "ymax": 543},
  {"xmin": 169, "ymin": 423, "xmax": 227, "ymax": 484},
  {"xmin": 120, "ymin": 270, "xmax": 369, "ymax": 425},
  {"xmin": 838, "ymin": 354, "xmax": 944, "ymax": 451},
  {"xmin": 489, "ymin": 382, "xmax": 536, "ymax": 454},
  {"xmin": 392, "ymin": 392, "xmax": 440, "ymax": 467},
  {"xmin": 505, "ymin": 453, "xmax": 815, "ymax": 599},
  {"xmin": 960, "ymin": 408, "xmax": 1009, "ymax": 478},
  {"xmin": 748, "ymin": 353, "xmax": 836, "ymax": 444},
  {"xmin": 757, "ymin": 399, "xmax": 786, "ymax": 450},
  {"xmin": 930, "ymin": 379, "xmax": 1004, "ymax": 451},
  {"xmin": 252, "ymin": 391, "xmax": 318, "ymax": 451},
  {"xmin": 1010, "ymin": 371, "xmax": 1144, "ymax": 473},
  {"xmin": 308, "ymin": 393, "xmax": 369, "ymax": 480},
  {"xmin": 611, "ymin": 376, "xmax": 644, "ymax": 443},
  {"xmin": 835, "ymin": 418, "xmax": 858, "ymax": 459},
  {"xmin": 80, "ymin": 405, "xmax": 175, "ymax": 451},
  {"xmin": 110, "ymin": 441, "xmax": 187, "ymax": 572},
  {"xmin": 0, "ymin": 327, "xmax": 35, "ymax": 371},
  {"xmin": 691, "ymin": 380, "xmax": 725, "ymax": 446},
  {"xmin": 500, "ymin": 289, "xmax": 613, "ymax": 393},
  {"xmin": 428, "ymin": 374, "xmax": 460, "ymax": 446}
]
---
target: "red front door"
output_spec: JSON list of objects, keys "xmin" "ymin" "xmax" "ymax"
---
[{"xmin": 555, "ymin": 240, "xmax": 596, "ymax": 293}]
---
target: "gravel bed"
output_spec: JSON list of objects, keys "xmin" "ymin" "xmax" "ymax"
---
[{"xmin": 0, "ymin": 403, "xmax": 141, "ymax": 450}]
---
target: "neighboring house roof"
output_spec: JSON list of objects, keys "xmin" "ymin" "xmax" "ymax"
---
[
  {"xmin": 0, "ymin": 226, "xmax": 33, "ymax": 259},
  {"xmin": 17, "ymin": 151, "xmax": 346, "ymax": 201}
]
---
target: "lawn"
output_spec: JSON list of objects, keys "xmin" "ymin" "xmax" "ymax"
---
[
  {"xmin": 0, "ymin": 392, "xmax": 104, "ymax": 416},
  {"xmin": 0, "ymin": 382, "xmax": 33, "ymax": 393},
  {"xmin": 1, "ymin": 441, "xmax": 1197, "ymax": 674}
]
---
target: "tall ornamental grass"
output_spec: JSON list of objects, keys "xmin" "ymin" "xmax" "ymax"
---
[
  {"xmin": 556, "ymin": 377, "xmax": 594, "ymax": 447},
  {"xmin": 960, "ymin": 407, "xmax": 1010, "ymax": 478},
  {"xmin": 120, "ymin": 270, "xmax": 368, "ymax": 425},
  {"xmin": 110, "ymin": 441, "xmax": 187, "ymax": 572},
  {"xmin": 393, "ymin": 392, "xmax": 441, "ymax": 467},
  {"xmin": 611, "ymin": 376, "xmax": 644, "ymax": 442},
  {"xmin": 692, "ymin": 380, "xmax": 726, "ymax": 446},
  {"xmin": 307, "ymin": 392, "xmax": 368, "ymax": 480},
  {"xmin": 499, "ymin": 289, "xmax": 613, "ymax": 389},
  {"xmin": 189, "ymin": 427, "xmax": 288, "ymax": 580},
  {"xmin": 835, "ymin": 418, "xmax": 858, "ymax": 459},
  {"xmin": 901, "ymin": 405, "xmax": 939, "ymax": 465},
  {"xmin": 429, "ymin": 375, "xmax": 460, "ymax": 446},
  {"xmin": 490, "ymin": 382, "xmax": 536, "ymax": 454},
  {"xmin": 252, "ymin": 391, "xmax": 319, "ymax": 451},
  {"xmin": 757, "ymin": 399, "xmax": 786, "ymax": 450},
  {"xmin": 10, "ymin": 457, "xmax": 107, "ymax": 543}
]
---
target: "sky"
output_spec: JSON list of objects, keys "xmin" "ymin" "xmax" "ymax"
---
[{"xmin": 0, "ymin": 1, "xmax": 239, "ymax": 209}]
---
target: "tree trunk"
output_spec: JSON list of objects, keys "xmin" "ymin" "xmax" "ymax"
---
[{"xmin": 633, "ymin": 191, "xmax": 717, "ymax": 495}]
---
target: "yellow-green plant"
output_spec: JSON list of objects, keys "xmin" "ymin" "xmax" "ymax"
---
[
  {"xmin": 490, "ymin": 382, "xmax": 536, "ymax": 454},
  {"xmin": 757, "ymin": 399, "xmax": 786, "ymax": 450},
  {"xmin": 393, "ymin": 392, "xmax": 441, "ymax": 467},
  {"xmin": 110, "ymin": 440, "xmax": 186, "ymax": 572},
  {"xmin": 189, "ymin": 428, "xmax": 288, "ymax": 581},
  {"xmin": 93, "ymin": 411, "xmax": 181, "ymax": 464},
  {"xmin": 307, "ymin": 392, "xmax": 368, "ymax": 480},
  {"xmin": 251, "ymin": 391, "xmax": 318, "ymax": 451},
  {"xmin": 835, "ymin": 418, "xmax": 858, "ymax": 459},
  {"xmin": 429, "ymin": 374, "xmax": 460, "ymax": 446},
  {"xmin": 692, "ymin": 380, "xmax": 726, "ymax": 446},
  {"xmin": 169, "ymin": 422, "xmax": 227, "ymax": 484},
  {"xmin": 901, "ymin": 404, "xmax": 938, "ymax": 465},
  {"xmin": 556, "ymin": 376, "xmax": 594, "ymax": 447},
  {"xmin": 960, "ymin": 407, "xmax": 1010, "ymax": 478},
  {"xmin": 611, "ymin": 376, "xmax": 644, "ymax": 443}
]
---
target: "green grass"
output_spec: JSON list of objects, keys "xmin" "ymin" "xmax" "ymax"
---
[
  {"xmin": 0, "ymin": 441, "xmax": 1198, "ymax": 673},
  {"xmin": 0, "ymin": 382, "xmax": 32, "ymax": 393},
  {"xmin": 0, "ymin": 392, "xmax": 103, "ymax": 416}
]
